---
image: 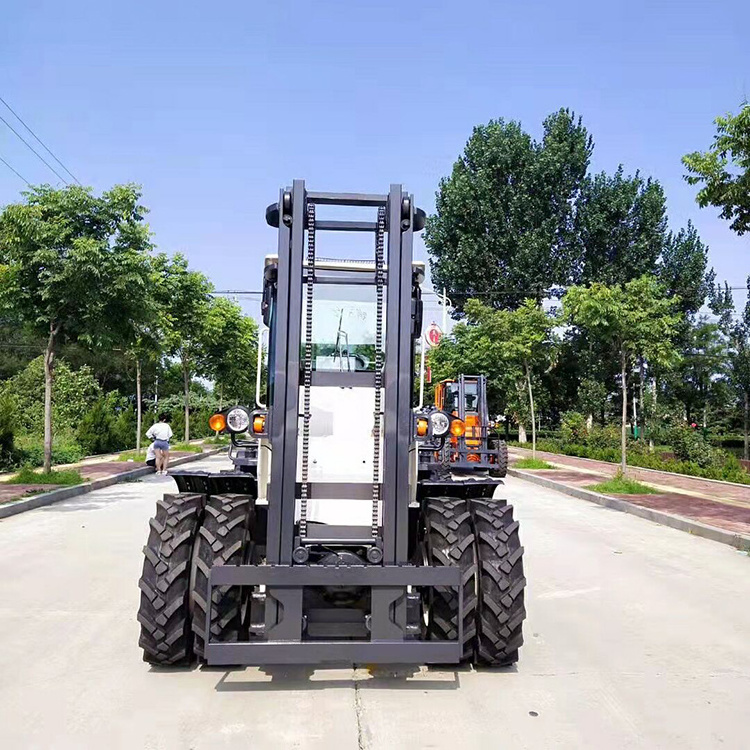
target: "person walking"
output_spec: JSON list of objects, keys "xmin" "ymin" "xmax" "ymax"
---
[{"xmin": 146, "ymin": 413, "xmax": 173, "ymax": 475}]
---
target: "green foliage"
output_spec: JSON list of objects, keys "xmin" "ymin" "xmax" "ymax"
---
[
  {"xmin": 0, "ymin": 183, "xmax": 155, "ymax": 470},
  {"xmin": 199, "ymin": 296, "xmax": 258, "ymax": 406},
  {"xmin": 0, "ymin": 392, "xmax": 18, "ymax": 470},
  {"xmin": 560, "ymin": 411, "xmax": 588, "ymax": 444},
  {"xmin": 514, "ymin": 457, "xmax": 554, "ymax": 469},
  {"xmin": 0, "ymin": 184, "xmax": 154, "ymax": 348},
  {"xmin": 4, "ymin": 466, "xmax": 84, "ymax": 486},
  {"xmin": 12, "ymin": 432, "xmax": 84, "ymax": 467},
  {"xmin": 3, "ymin": 356, "xmax": 103, "ymax": 435},
  {"xmin": 518, "ymin": 437, "xmax": 750, "ymax": 484},
  {"xmin": 667, "ymin": 424, "xmax": 721, "ymax": 469},
  {"xmin": 76, "ymin": 393, "xmax": 130, "ymax": 455},
  {"xmin": 425, "ymin": 109, "xmax": 592, "ymax": 311},
  {"xmin": 587, "ymin": 473, "xmax": 659, "ymax": 495},
  {"xmin": 428, "ymin": 299, "xmax": 556, "ymax": 434},
  {"xmin": 154, "ymin": 253, "xmax": 214, "ymax": 441},
  {"xmin": 683, "ymin": 104, "xmax": 750, "ymax": 235},
  {"xmin": 573, "ymin": 167, "xmax": 667, "ymax": 285}
]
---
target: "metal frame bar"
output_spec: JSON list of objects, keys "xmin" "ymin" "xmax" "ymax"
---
[
  {"xmin": 231, "ymin": 181, "xmax": 428, "ymax": 663},
  {"xmin": 204, "ymin": 564, "xmax": 462, "ymax": 665}
]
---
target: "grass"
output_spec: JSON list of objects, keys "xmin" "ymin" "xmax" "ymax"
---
[
  {"xmin": 515, "ymin": 457, "xmax": 555, "ymax": 469},
  {"xmin": 118, "ymin": 441, "xmax": 206, "ymax": 461},
  {"xmin": 170, "ymin": 442, "xmax": 203, "ymax": 453},
  {"xmin": 202, "ymin": 435, "xmax": 230, "ymax": 445},
  {"xmin": 4, "ymin": 466, "xmax": 85, "ymax": 486},
  {"xmin": 587, "ymin": 472, "xmax": 659, "ymax": 495},
  {"xmin": 118, "ymin": 449, "xmax": 147, "ymax": 462}
]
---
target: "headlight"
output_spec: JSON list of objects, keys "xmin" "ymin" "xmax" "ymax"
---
[
  {"xmin": 226, "ymin": 407, "xmax": 250, "ymax": 433},
  {"xmin": 430, "ymin": 411, "xmax": 450, "ymax": 436}
]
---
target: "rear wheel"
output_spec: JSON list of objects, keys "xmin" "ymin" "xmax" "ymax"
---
[
  {"xmin": 471, "ymin": 498, "xmax": 526, "ymax": 666},
  {"xmin": 138, "ymin": 493, "xmax": 203, "ymax": 665},
  {"xmin": 420, "ymin": 497, "xmax": 478, "ymax": 662},
  {"xmin": 491, "ymin": 439, "xmax": 509, "ymax": 478},
  {"xmin": 191, "ymin": 493, "xmax": 255, "ymax": 659}
]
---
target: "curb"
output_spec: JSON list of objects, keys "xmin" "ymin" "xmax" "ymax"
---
[
  {"xmin": 0, "ymin": 449, "xmax": 225, "ymax": 521},
  {"xmin": 507, "ymin": 467, "xmax": 750, "ymax": 553}
]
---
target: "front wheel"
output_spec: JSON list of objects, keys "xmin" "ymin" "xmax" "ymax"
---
[
  {"xmin": 471, "ymin": 498, "xmax": 526, "ymax": 666},
  {"xmin": 420, "ymin": 497, "xmax": 478, "ymax": 662}
]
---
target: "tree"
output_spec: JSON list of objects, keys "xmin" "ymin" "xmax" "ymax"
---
[
  {"xmin": 683, "ymin": 104, "xmax": 750, "ymax": 235},
  {"xmin": 199, "ymin": 296, "xmax": 258, "ymax": 411},
  {"xmin": 155, "ymin": 253, "xmax": 213, "ymax": 442},
  {"xmin": 471, "ymin": 299, "xmax": 556, "ymax": 456},
  {"xmin": 428, "ymin": 299, "xmax": 556, "ymax": 452},
  {"xmin": 425, "ymin": 109, "xmax": 592, "ymax": 311},
  {"xmin": 572, "ymin": 167, "xmax": 667, "ymax": 285},
  {"xmin": 668, "ymin": 319, "xmax": 728, "ymax": 427},
  {"xmin": 658, "ymin": 222, "xmax": 713, "ymax": 317},
  {"xmin": 0, "ymin": 184, "xmax": 153, "ymax": 471},
  {"xmin": 563, "ymin": 275, "xmax": 681, "ymax": 475},
  {"xmin": 714, "ymin": 276, "xmax": 750, "ymax": 459}
]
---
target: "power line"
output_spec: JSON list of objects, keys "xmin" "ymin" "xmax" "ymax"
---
[
  {"xmin": 0, "ymin": 112, "xmax": 69, "ymax": 185},
  {"xmin": 0, "ymin": 154, "xmax": 30, "ymax": 186},
  {"xmin": 0, "ymin": 96, "xmax": 80, "ymax": 185}
]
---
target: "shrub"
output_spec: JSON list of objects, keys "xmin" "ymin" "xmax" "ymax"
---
[
  {"xmin": 668, "ymin": 424, "xmax": 720, "ymax": 469},
  {"xmin": 560, "ymin": 411, "xmax": 588, "ymax": 445},
  {"xmin": 0, "ymin": 392, "xmax": 18, "ymax": 470},
  {"xmin": 587, "ymin": 424, "xmax": 622, "ymax": 451},
  {"xmin": 76, "ymin": 394, "xmax": 132, "ymax": 456},
  {"xmin": 8, "ymin": 356, "xmax": 103, "ymax": 435},
  {"xmin": 13, "ymin": 432, "xmax": 85, "ymax": 468}
]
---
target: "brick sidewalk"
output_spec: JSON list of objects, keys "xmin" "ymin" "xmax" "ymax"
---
[
  {"xmin": 0, "ymin": 451, "xmax": 196, "ymax": 505},
  {"xmin": 510, "ymin": 447, "xmax": 750, "ymax": 537}
]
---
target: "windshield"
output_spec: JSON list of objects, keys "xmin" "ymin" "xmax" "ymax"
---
[
  {"xmin": 464, "ymin": 381, "xmax": 479, "ymax": 412},
  {"xmin": 303, "ymin": 284, "xmax": 383, "ymax": 372}
]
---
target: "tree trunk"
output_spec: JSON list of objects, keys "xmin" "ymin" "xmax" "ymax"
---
[
  {"xmin": 518, "ymin": 423, "xmax": 527, "ymax": 443},
  {"xmin": 586, "ymin": 413, "xmax": 593, "ymax": 431},
  {"xmin": 525, "ymin": 361, "xmax": 536, "ymax": 459},
  {"xmin": 182, "ymin": 358, "xmax": 190, "ymax": 443},
  {"xmin": 43, "ymin": 326, "xmax": 58, "ymax": 474},
  {"xmin": 620, "ymin": 353, "xmax": 628, "ymax": 476},
  {"xmin": 639, "ymin": 357, "xmax": 645, "ymax": 440},
  {"xmin": 744, "ymin": 391, "xmax": 749, "ymax": 462},
  {"xmin": 136, "ymin": 359, "xmax": 142, "ymax": 453}
]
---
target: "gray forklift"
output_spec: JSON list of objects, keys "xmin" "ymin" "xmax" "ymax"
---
[{"xmin": 137, "ymin": 182, "xmax": 526, "ymax": 667}]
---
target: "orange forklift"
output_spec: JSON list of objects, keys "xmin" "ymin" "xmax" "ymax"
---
[{"xmin": 420, "ymin": 374, "xmax": 508, "ymax": 478}]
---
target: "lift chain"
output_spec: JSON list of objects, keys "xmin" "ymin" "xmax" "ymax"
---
[
  {"xmin": 299, "ymin": 200, "xmax": 316, "ymax": 540},
  {"xmin": 371, "ymin": 205, "xmax": 386, "ymax": 538}
]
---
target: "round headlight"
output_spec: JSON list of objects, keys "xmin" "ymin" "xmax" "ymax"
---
[
  {"xmin": 430, "ymin": 411, "xmax": 450, "ymax": 437},
  {"xmin": 226, "ymin": 407, "xmax": 250, "ymax": 433}
]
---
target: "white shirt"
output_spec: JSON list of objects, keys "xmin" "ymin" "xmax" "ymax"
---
[
  {"xmin": 146, "ymin": 422, "xmax": 173, "ymax": 442},
  {"xmin": 146, "ymin": 442, "xmax": 156, "ymax": 461}
]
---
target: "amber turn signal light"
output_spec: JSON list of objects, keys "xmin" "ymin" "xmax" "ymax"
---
[
  {"xmin": 208, "ymin": 413, "xmax": 226, "ymax": 432},
  {"xmin": 252, "ymin": 414, "xmax": 266, "ymax": 434},
  {"xmin": 416, "ymin": 418, "xmax": 428, "ymax": 437},
  {"xmin": 450, "ymin": 419, "xmax": 465, "ymax": 437}
]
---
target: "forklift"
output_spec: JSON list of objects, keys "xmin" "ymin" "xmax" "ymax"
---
[
  {"xmin": 419, "ymin": 374, "xmax": 508, "ymax": 479},
  {"xmin": 137, "ymin": 182, "xmax": 525, "ymax": 667}
]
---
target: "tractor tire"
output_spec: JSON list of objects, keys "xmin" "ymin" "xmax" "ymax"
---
[
  {"xmin": 138, "ymin": 493, "xmax": 204, "ymax": 665},
  {"xmin": 492, "ymin": 439, "xmax": 509, "ymax": 478},
  {"xmin": 421, "ymin": 497, "xmax": 478, "ymax": 662},
  {"xmin": 470, "ymin": 498, "xmax": 526, "ymax": 666},
  {"xmin": 191, "ymin": 493, "xmax": 255, "ymax": 659}
]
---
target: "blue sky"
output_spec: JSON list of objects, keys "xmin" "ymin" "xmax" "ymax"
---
[{"xmin": 1, "ymin": 0, "xmax": 748, "ymax": 323}]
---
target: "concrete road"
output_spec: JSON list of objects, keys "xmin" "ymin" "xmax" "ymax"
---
[{"xmin": 1, "ymin": 455, "xmax": 749, "ymax": 749}]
